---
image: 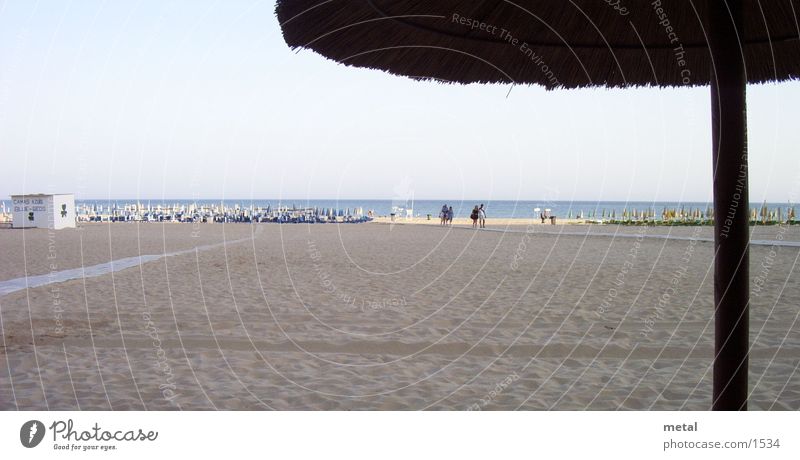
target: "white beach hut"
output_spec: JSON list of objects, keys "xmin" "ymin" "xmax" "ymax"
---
[{"xmin": 10, "ymin": 193, "xmax": 76, "ymax": 229}]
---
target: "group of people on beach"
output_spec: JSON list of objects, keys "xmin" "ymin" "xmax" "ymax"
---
[
  {"xmin": 439, "ymin": 204, "xmax": 487, "ymax": 228},
  {"xmin": 439, "ymin": 205, "xmax": 454, "ymax": 226},
  {"xmin": 471, "ymin": 204, "xmax": 487, "ymax": 228}
]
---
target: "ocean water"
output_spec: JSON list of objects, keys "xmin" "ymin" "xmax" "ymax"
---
[{"xmin": 2, "ymin": 199, "xmax": 794, "ymax": 219}]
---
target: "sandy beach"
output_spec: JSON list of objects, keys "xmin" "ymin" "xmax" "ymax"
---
[
  {"xmin": 1, "ymin": 221, "xmax": 799, "ymax": 410},
  {"xmin": 372, "ymin": 216, "xmax": 588, "ymax": 226}
]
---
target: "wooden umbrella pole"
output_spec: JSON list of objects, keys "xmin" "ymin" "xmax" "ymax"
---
[{"xmin": 709, "ymin": 0, "xmax": 749, "ymax": 411}]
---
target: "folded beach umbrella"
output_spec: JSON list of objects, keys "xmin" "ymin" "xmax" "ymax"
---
[{"xmin": 276, "ymin": 0, "xmax": 800, "ymax": 410}]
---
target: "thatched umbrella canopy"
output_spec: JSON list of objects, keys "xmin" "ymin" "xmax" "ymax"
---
[
  {"xmin": 277, "ymin": 1, "xmax": 799, "ymax": 88},
  {"xmin": 276, "ymin": 0, "xmax": 800, "ymax": 410}
]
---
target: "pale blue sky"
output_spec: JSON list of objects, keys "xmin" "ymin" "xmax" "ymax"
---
[{"xmin": 1, "ymin": 0, "xmax": 799, "ymax": 202}]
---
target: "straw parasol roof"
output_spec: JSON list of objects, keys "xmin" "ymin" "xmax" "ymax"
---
[{"xmin": 276, "ymin": 0, "xmax": 800, "ymax": 89}]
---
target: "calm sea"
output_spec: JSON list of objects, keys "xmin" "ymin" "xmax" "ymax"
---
[{"xmin": 2, "ymin": 199, "xmax": 793, "ymax": 219}]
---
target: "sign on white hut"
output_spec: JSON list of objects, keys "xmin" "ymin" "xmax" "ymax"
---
[{"xmin": 11, "ymin": 193, "xmax": 76, "ymax": 229}]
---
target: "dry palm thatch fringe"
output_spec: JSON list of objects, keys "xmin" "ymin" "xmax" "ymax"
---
[{"xmin": 277, "ymin": 0, "xmax": 800, "ymax": 89}]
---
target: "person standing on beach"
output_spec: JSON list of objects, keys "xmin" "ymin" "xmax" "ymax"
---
[
  {"xmin": 470, "ymin": 205, "xmax": 479, "ymax": 229},
  {"xmin": 478, "ymin": 204, "xmax": 486, "ymax": 228},
  {"xmin": 447, "ymin": 206, "xmax": 454, "ymax": 226},
  {"xmin": 440, "ymin": 204, "xmax": 448, "ymax": 226}
]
